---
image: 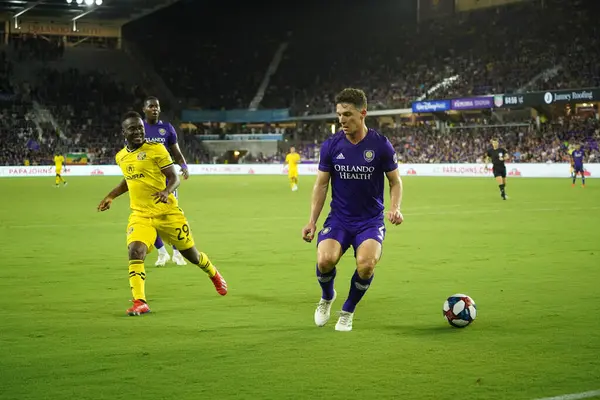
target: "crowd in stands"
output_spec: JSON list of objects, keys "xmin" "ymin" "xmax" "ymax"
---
[
  {"xmin": 11, "ymin": 34, "xmax": 64, "ymax": 62},
  {"xmin": 262, "ymin": 0, "xmax": 600, "ymax": 115}
]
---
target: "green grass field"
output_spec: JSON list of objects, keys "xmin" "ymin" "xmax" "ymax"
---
[{"xmin": 1, "ymin": 175, "xmax": 599, "ymax": 400}]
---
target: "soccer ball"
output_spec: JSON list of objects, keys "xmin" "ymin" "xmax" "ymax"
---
[{"xmin": 443, "ymin": 294, "xmax": 477, "ymax": 328}]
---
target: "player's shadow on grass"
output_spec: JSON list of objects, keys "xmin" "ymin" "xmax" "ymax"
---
[
  {"xmin": 379, "ymin": 324, "xmax": 470, "ymax": 335},
  {"xmin": 233, "ymin": 293, "xmax": 308, "ymax": 307}
]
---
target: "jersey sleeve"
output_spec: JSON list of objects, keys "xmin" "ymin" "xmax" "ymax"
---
[
  {"xmin": 381, "ymin": 138, "xmax": 398, "ymax": 172},
  {"xmin": 153, "ymin": 144, "xmax": 175, "ymax": 169},
  {"xmin": 166, "ymin": 123, "xmax": 178, "ymax": 146},
  {"xmin": 318, "ymin": 140, "xmax": 332, "ymax": 172}
]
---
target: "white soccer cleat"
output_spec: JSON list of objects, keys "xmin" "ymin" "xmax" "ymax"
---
[
  {"xmin": 172, "ymin": 251, "xmax": 187, "ymax": 266},
  {"xmin": 335, "ymin": 311, "xmax": 354, "ymax": 332},
  {"xmin": 292, "ymin": 184, "xmax": 298, "ymax": 192},
  {"xmin": 314, "ymin": 290, "xmax": 336, "ymax": 327},
  {"xmin": 155, "ymin": 252, "xmax": 170, "ymax": 267}
]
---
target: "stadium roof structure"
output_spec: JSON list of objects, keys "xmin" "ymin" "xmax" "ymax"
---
[{"xmin": 0, "ymin": 0, "xmax": 181, "ymax": 24}]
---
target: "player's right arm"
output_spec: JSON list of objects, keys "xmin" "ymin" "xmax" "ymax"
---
[
  {"xmin": 302, "ymin": 170, "xmax": 330, "ymax": 242},
  {"xmin": 97, "ymin": 179, "xmax": 128, "ymax": 211}
]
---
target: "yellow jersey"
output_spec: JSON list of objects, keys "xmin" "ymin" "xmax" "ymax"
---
[
  {"xmin": 54, "ymin": 155, "xmax": 65, "ymax": 170},
  {"xmin": 285, "ymin": 152, "xmax": 301, "ymax": 171},
  {"xmin": 115, "ymin": 142, "xmax": 179, "ymax": 217}
]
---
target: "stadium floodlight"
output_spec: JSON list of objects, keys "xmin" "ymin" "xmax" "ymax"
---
[
  {"xmin": 76, "ymin": 0, "xmax": 83, "ymax": 4},
  {"xmin": 66, "ymin": 0, "xmax": 73, "ymax": 3},
  {"xmin": 95, "ymin": 0, "xmax": 102, "ymax": 5},
  {"xmin": 84, "ymin": 0, "xmax": 94, "ymax": 5}
]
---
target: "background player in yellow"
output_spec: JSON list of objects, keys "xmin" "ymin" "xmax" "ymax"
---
[
  {"xmin": 53, "ymin": 152, "xmax": 67, "ymax": 187},
  {"xmin": 97, "ymin": 111, "xmax": 228, "ymax": 316},
  {"xmin": 285, "ymin": 146, "xmax": 301, "ymax": 191}
]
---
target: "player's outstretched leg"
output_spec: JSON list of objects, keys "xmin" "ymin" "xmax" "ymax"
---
[
  {"xmin": 127, "ymin": 241, "xmax": 151, "ymax": 316},
  {"xmin": 179, "ymin": 247, "xmax": 227, "ymax": 295},
  {"xmin": 314, "ymin": 239, "xmax": 342, "ymax": 327},
  {"xmin": 154, "ymin": 236, "xmax": 170, "ymax": 266},
  {"xmin": 337, "ymin": 239, "xmax": 381, "ymax": 332},
  {"xmin": 172, "ymin": 245, "xmax": 187, "ymax": 266}
]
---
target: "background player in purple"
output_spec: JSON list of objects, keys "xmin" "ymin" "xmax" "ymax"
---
[
  {"xmin": 571, "ymin": 145, "xmax": 586, "ymax": 188},
  {"xmin": 143, "ymin": 96, "xmax": 190, "ymax": 266},
  {"xmin": 301, "ymin": 88, "xmax": 404, "ymax": 332}
]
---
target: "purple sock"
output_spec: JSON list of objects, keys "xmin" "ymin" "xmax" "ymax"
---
[
  {"xmin": 316, "ymin": 264, "xmax": 336, "ymax": 301},
  {"xmin": 342, "ymin": 270, "xmax": 374, "ymax": 313},
  {"xmin": 154, "ymin": 236, "xmax": 165, "ymax": 250}
]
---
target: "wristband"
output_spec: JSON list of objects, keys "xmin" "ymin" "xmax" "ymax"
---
[{"xmin": 181, "ymin": 163, "xmax": 188, "ymax": 170}]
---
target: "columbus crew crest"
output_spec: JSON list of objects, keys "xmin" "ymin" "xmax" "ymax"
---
[
  {"xmin": 158, "ymin": 128, "xmax": 167, "ymax": 136},
  {"xmin": 137, "ymin": 152, "xmax": 147, "ymax": 161},
  {"xmin": 363, "ymin": 150, "xmax": 375, "ymax": 163},
  {"xmin": 126, "ymin": 165, "xmax": 135, "ymax": 174}
]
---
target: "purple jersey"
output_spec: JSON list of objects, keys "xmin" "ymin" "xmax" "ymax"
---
[
  {"xmin": 143, "ymin": 120, "xmax": 177, "ymax": 148},
  {"xmin": 319, "ymin": 129, "xmax": 398, "ymax": 229},
  {"xmin": 572, "ymin": 149, "xmax": 584, "ymax": 168}
]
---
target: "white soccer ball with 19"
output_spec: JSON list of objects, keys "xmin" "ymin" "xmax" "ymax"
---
[{"xmin": 443, "ymin": 294, "xmax": 477, "ymax": 328}]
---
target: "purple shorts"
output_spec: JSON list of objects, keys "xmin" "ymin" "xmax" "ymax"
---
[{"xmin": 317, "ymin": 216, "xmax": 386, "ymax": 256}]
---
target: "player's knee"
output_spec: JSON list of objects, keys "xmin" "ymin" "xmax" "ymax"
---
[
  {"xmin": 356, "ymin": 255, "xmax": 377, "ymax": 278},
  {"xmin": 128, "ymin": 243, "xmax": 147, "ymax": 261},
  {"xmin": 317, "ymin": 252, "xmax": 338, "ymax": 272},
  {"xmin": 179, "ymin": 247, "xmax": 199, "ymax": 264}
]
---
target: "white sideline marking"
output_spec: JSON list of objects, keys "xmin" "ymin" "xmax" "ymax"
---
[
  {"xmin": 534, "ymin": 389, "xmax": 600, "ymax": 400},
  {"xmin": 1, "ymin": 205, "xmax": 596, "ymax": 230}
]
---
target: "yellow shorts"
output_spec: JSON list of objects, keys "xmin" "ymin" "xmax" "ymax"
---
[
  {"xmin": 126, "ymin": 210, "xmax": 196, "ymax": 252},
  {"xmin": 56, "ymin": 168, "xmax": 62, "ymax": 175},
  {"xmin": 288, "ymin": 170, "xmax": 298, "ymax": 179}
]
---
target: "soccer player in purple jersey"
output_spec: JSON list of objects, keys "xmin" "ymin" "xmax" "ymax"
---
[
  {"xmin": 143, "ymin": 97, "xmax": 190, "ymax": 266},
  {"xmin": 301, "ymin": 88, "xmax": 404, "ymax": 332},
  {"xmin": 571, "ymin": 145, "xmax": 586, "ymax": 188}
]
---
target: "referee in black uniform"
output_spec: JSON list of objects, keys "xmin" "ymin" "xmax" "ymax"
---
[{"xmin": 485, "ymin": 138, "xmax": 509, "ymax": 200}]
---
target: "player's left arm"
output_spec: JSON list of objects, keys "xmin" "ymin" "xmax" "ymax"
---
[
  {"xmin": 385, "ymin": 169, "xmax": 403, "ymax": 225},
  {"xmin": 167, "ymin": 123, "xmax": 189, "ymax": 180},
  {"xmin": 154, "ymin": 165, "xmax": 181, "ymax": 204},
  {"xmin": 383, "ymin": 142, "xmax": 403, "ymax": 225}
]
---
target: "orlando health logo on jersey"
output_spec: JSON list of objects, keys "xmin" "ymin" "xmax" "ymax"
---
[{"xmin": 143, "ymin": 120, "xmax": 177, "ymax": 147}]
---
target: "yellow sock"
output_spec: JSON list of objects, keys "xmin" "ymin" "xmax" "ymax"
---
[
  {"xmin": 55, "ymin": 175, "xmax": 60, "ymax": 185},
  {"xmin": 197, "ymin": 252, "xmax": 216, "ymax": 277},
  {"xmin": 128, "ymin": 260, "xmax": 146, "ymax": 301}
]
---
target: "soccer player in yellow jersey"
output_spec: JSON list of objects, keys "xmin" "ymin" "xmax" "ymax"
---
[
  {"xmin": 285, "ymin": 146, "xmax": 301, "ymax": 191},
  {"xmin": 97, "ymin": 111, "xmax": 228, "ymax": 316},
  {"xmin": 53, "ymin": 153, "xmax": 67, "ymax": 187},
  {"xmin": 568, "ymin": 145, "xmax": 575, "ymax": 178}
]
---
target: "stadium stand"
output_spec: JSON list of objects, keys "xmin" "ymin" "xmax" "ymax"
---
[{"xmin": 0, "ymin": 0, "xmax": 598, "ymax": 167}]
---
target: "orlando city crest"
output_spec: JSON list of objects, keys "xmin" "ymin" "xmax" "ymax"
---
[
  {"xmin": 137, "ymin": 152, "xmax": 147, "ymax": 161},
  {"xmin": 158, "ymin": 128, "xmax": 166, "ymax": 136},
  {"xmin": 493, "ymin": 95, "xmax": 504, "ymax": 108},
  {"xmin": 126, "ymin": 165, "xmax": 135, "ymax": 174},
  {"xmin": 364, "ymin": 150, "xmax": 375, "ymax": 163}
]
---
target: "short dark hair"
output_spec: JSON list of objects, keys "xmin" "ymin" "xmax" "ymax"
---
[
  {"xmin": 335, "ymin": 88, "xmax": 367, "ymax": 110},
  {"xmin": 144, "ymin": 96, "xmax": 159, "ymax": 104},
  {"xmin": 122, "ymin": 111, "xmax": 142, "ymax": 122}
]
